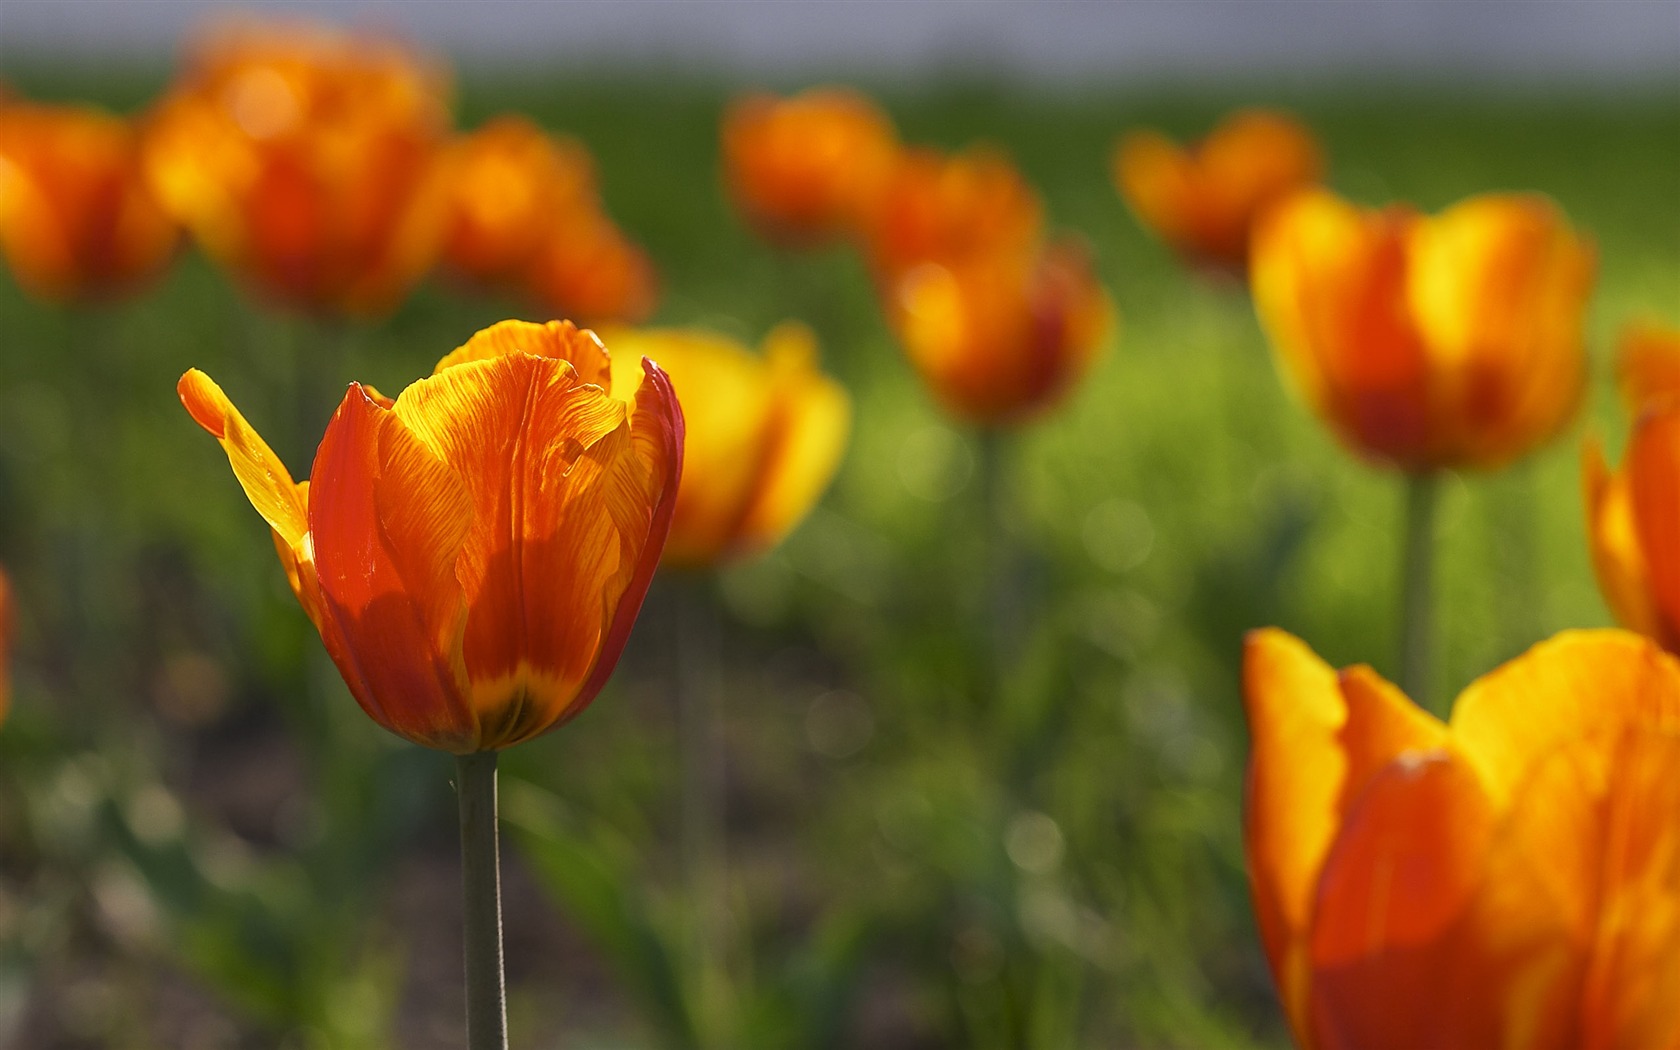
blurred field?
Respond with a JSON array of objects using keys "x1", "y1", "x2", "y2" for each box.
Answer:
[{"x1": 0, "y1": 61, "x2": 1676, "y2": 1048}]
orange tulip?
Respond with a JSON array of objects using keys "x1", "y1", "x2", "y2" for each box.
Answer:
[
  {"x1": 179, "y1": 320, "x2": 684, "y2": 752},
  {"x1": 601, "y1": 323, "x2": 849, "y2": 567},
  {"x1": 1251, "y1": 189, "x2": 1594, "y2": 471},
  {"x1": 0, "y1": 565, "x2": 13, "y2": 723},
  {"x1": 1584, "y1": 323, "x2": 1680, "y2": 651},
  {"x1": 864, "y1": 145, "x2": 1042, "y2": 282},
  {"x1": 721, "y1": 87, "x2": 899, "y2": 248},
  {"x1": 143, "y1": 18, "x2": 452, "y2": 316},
  {"x1": 0, "y1": 101, "x2": 179, "y2": 301},
  {"x1": 887, "y1": 239, "x2": 1114, "y2": 426},
  {"x1": 524, "y1": 211, "x2": 658, "y2": 326},
  {"x1": 1244, "y1": 627, "x2": 1680, "y2": 1050},
  {"x1": 1112, "y1": 108, "x2": 1323, "y2": 273}
]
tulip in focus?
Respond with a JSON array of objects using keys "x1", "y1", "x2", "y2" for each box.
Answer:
[
  {"x1": 442, "y1": 115, "x2": 658, "y2": 323},
  {"x1": 888, "y1": 239, "x2": 1114, "y2": 426},
  {"x1": 0, "y1": 102, "x2": 179, "y2": 301},
  {"x1": 1251, "y1": 188, "x2": 1594, "y2": 471},
  {"x1": 1244, "y1": 627, "x2": 1680, "y2": 1050},
  {"x1": 1113, "y1": 108, "x2": 1323, "y2": 273},
  {"x1": 603, "y1": 322, "x2": 850, "y2": 567},
  {"x1": 144, "y1": 19, "x2": 453, "y2": 316},
  {"x1": 722, "y1": 86, "x2": 899, "y2": 248},
  {"x1": 1584, "y1": 321, "x2": 1680, "y2": 651},
  {"x1": 179, "y1": 319, "x2": 684, "y2": 752}
]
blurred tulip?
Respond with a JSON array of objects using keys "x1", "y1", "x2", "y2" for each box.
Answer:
[
  {"x1": 603, "y1": 322, "x2": 849, "y2": 567},
  {"x1": 722, "y1": 86, "x2": 899, "y2": 248},
  {"x1": 179, "y1": 319, "x2": 684, "y2": 752},
  {"x1": 524, "y1": 211, "x2": 659, "y2": 326},
  {"x1": 1244, "y1": 627, "x2": 1680, "y2": 1050},
  {"x1": 1615, "y1": 321, "x2": 1680, "y2": 412},
  {"x1": 1584, "y1": 324, "x2": 1680, "y2": 651},
  {"x1": 0, "y1": 565, "x2": 12, "y2": 722},
  {"x1": 143, "y1": 18, "x2": 453, "y2": 316},
  {"x1": 0, "y1": 101, "x2": 179, "y2": 301},
  {"x1": 1251, "y1": 189, "x2": 1594, "y2": 471},
  {"x1": 887, "y1": 239, "x2": 1113, "y2": 426},
  {"x1": 865, "y1": 145, "x2": 1043, "y2": 282},
  {"x1": 1113, "y1": 108, "x2": 1323, "y2": 273}
]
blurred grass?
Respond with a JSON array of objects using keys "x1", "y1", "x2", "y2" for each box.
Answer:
[{"x1": 0, "y1": 59, "x2": 1676, "y2": 1048}]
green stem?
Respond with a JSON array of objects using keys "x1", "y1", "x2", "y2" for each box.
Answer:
[
  {"x1": 456, "y1": 751, "x2": 508, "y2": 1050},
  {"x1": 677, "y1": 579, "x2": 728, "y2": 1045},
  {"x1": 977, "y1": 428, "x2": 1014, "y2": 694},
  {"x1": 1399, "y1": 471, "x2": 1440, "y2": 711}
]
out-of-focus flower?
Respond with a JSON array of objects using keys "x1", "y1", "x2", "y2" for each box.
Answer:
[
  {"x1": 179, "y1": 320, "x2": 684, "y2": 752},
  {"x1": 888, "y1": 239, "x2": 1114, "y2": 426},
  {"x1": 1112, "y1": 108, "x2": 1322, "y2": 273},
  {"x1": 1244, "y1": 627, "x2": 1680, "y2": 1050},
  {"x1": 1615, "y1": 321, "x2": 1680, "y2": 412},
  {"x1": 524, "y1": 212, "x2": 658, "y2": 325},
  {"x1": 603, "y1": 322, "x2": 849, "y2": 567},
  {"x1": 864, "y1": 145, "x2": 1042, "y2": 282},
  {"x1": 0, "y1": 102, "x2": 179, "y2": 301},
  {"x1": 721, "y1": 86, "x2": 899, "y2": 248},
  {"x1": 1584, "y1": 322, "x2": 1680, "y2": 650},
  {"x1": 143, "y1": 18, "x2": 453, "y2": 316},
  {"x1": 0, "y1": 565, "x2": 13, "y2": 723},
  {"x1": 1251, "y1": 189, "x2": 1594, "y2": 471}
]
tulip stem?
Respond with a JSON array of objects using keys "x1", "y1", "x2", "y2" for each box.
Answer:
[
  {"x1": 978, "y1": 428, "x2": 1017, "y2": 696},
  {"x1": 456, "y1": 750, "x2": 508, "y2": 1050},
  {"x1": 1399, "y1": 471, "x2": 1440, "y2": 711}
]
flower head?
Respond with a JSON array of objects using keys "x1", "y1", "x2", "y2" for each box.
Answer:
[
  {"x1": 1251, "y1": 189, "x2": 1594, "y2": 471},
  {"x1": 1113, "y1": 108, "x2": 1322, "y2": 273},
  {"x1": 0, "y1": 101, "x2": 179, "y2": 301},
  {"x1": 602, "y1": 322, "x2": 849, "y2": 567},
  {"x1": 180, "y1": 320, "x2": 683, "y2": 752},
  {"x1": 143, "y1": 18, "x2": 453, "y2": 316},
  {"x1": 865, "y1": 145, "x2": 1042, "y2": 282},
  {"x1": 1244, "y1": 628, "x2": 1680, "y2": 1050},
  {"x1": 722, "y1": 87, "x2": 898, "y2": 248},
  {"x1": 1584, "y1": 322, "x2": 1680, "y2": 651}
]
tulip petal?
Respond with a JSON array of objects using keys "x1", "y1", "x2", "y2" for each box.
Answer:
[
  {"x1": 392, "y1": 350, "x2": 658, "y2": 746},
  {"x1": 1581, "y1": 437, "x2": 1667, "y2": 644},
  {"x1": 178, "y1": 369, "x2": 308, "y2": 550},
  {"x1": 1113, "y1": 130, "x2": 1197, "y2": 248},
  {"x1": 1628, "y1": 405, "x2": 1680, "y2": 653},
  {"x1": 1449, "y1": 629, "x2": 1680, "y2": 810},
  {"x1": 309, "y1": 384, "x2": 476, "y2": 750},
  {"x1": 1617, "y1": 323, "x2": 1680, "y2": 414},
  {"x1": 432, "y1": 317, "x2": 612, "y2": 388},
  {"x1": 735, "y1": 323, "x2": 851, "y2": 554},
  {"x1": 1241, "y1": 629, "x2": 1445, "y2": 1039}
]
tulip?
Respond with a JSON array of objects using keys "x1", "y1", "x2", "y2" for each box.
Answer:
[
  {"x1": 0, "y1": 565, "x2": 13, "y2": 723},
  {"x1": 143, "y1": 19, "x2": 453, "y2": 316},
  {"x1": 523, "y1": 211, "x2": 658, "y2": 326},
  {"x1": 864, "y1": 145, "x2": 1043, "y2": 283},
  {"x1": 1112, "y1": 108, "x2": 1322, "y2": 274},
  {"x1": 886, "y1": 239, "x2": 1114, "y2": 426},
  {"x1": 602, "y1": 322, "x2": 850, "y2": 567},
  {"x1": 1243, "y1": 627, "x2": 1680, "y2": 1050},
  {"x1": 0, "y1": 101, "x2": 179, "y2": 302},
  {"x1": 1584, "y1": 323, "x2": 1680, "y2": 651},
  {"x1": 1251, "y1": 188, "x2": 1593, "y2": 472},
  {"x1": 178, "y1": 319, "x2": 683, "y2": 752},
  {"x1": 722, "y1": 86, "x2": 899, "y2": 248}
]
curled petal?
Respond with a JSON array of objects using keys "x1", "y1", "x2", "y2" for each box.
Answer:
[
  {"x1": 178, "y1": 369, "x2": 308, "y2": 550},
  {"x1": 432, "y1": 317, "x2": 612, "y2": 387}
]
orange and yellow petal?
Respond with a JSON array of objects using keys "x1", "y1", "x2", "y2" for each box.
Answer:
[
  {"x1": 433, "y1": 317, "x2": 612, "y2": 388},
  {"x1": 308, "y1": 384, "x2": 476, "y2": 750},
  {"x1": 1617, "y1": 322, "x2": 1680, "y2": 414},
  {"x1": 1582, "y1": 437, "x2": 1666, "y2": 644},
  {"x1": 178, "y1": 369, "x2": 309, "y2": 550},
  {"x1": 1628, "y1": 407, "x2": 1680, "y2": 654}
]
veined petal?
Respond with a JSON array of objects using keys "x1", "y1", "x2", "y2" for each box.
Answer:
[
  {"x1": 309, "y1": 384, "x2": 475, "y2": 750},
  {"x1": 735, "y1": 322, "x2": 852, "y2": 555},
  {"x1": 432, "y1": 317, "x2": 612, "y2": 388},
  {"x1": 1448, "y1": 629, "x2": 1680, "y2": 811},
  {"x1": 178, "y1": 368, "x2": 308, "y2": 549},
  {"x1": 1581, "y1": 437, "x2": 1667, "y2": 645},
  {"x1": 1241, "y1": 629, "x2": 1445, "y2": 1042}
]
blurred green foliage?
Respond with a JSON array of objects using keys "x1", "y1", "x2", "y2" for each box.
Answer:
[{"x1": 0, "y1": 57, "x2": 1675, "y2": 1048}]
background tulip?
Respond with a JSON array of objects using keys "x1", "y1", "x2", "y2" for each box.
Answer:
[
  {"x1": 722, "y1": 86, "x2": 899, "y2": 248},
  {"x1": 0, "y1": 101, "x2": 179, "y2": 302},
  {"x1": 143, "y1": 19, "x2": 453, "y2": 316},
  {"x1": 1244, "y1": 627, "x2": 1680, "y2": 1050},
  {"x1": 603, "y1": 322, "x2": 849, "y2": 568},
  {"x1": 178, "y1": 319, "x2": 684, "y2": 753},
  {"x1": 1251, "y1": 188, "x2": 1594, "y2": 472},
  {"x1": 1113, "y1": 108, "x2": 1323, "y2": 274},
  {"x1": 1615, "y1": 321, "x2": 1680, "y2": 411},
  {"x1": 864, "y1": 145, "x2": 1042, "y2": 284}
]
